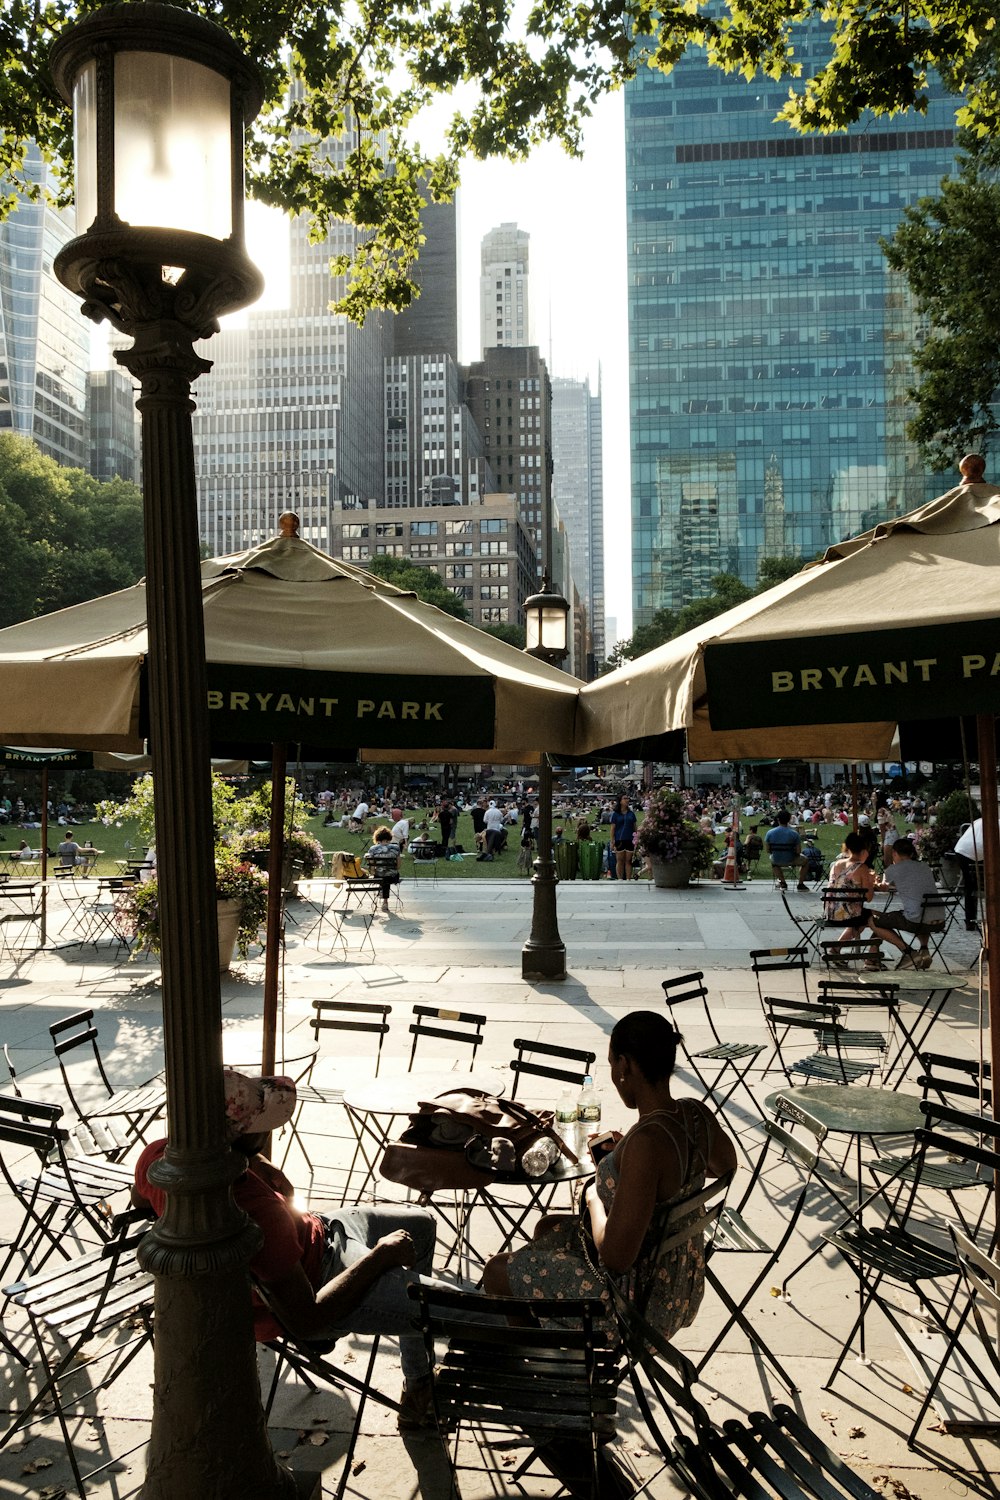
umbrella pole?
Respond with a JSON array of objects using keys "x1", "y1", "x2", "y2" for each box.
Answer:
[
  {"x1": 262, "y1": 744, "x2": 288, "y2": 1079},
  {"x1": 40, "y1": 768, "x2": 48, "y2": 946},
  {"x1": 976, "y1": 715, "x2": 1000, "y2": 1234},
  {"x1": 851, "y1": 765, "x2": 859, "y2": 833}
]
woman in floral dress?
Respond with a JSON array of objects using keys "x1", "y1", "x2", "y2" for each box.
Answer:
[{"x1": 482, "y1": 1010, "x2": 737, "y2": 1340}]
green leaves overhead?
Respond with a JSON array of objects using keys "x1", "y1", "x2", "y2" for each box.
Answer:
[{"x1": 4, "y1": 1, "x2": 998, "y2": 318}]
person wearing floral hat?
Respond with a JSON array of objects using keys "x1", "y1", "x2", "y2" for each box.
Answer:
[{"x1": 132, "y1": 1069, "x2": 439, "y2": 1428}]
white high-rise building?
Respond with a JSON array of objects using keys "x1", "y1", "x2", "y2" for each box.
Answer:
[
  {"x1": 0, "y1": 145, "x2": 89, "y2": 468},
  {"x1": 551, "y1": 374, "x2": 605, "y2": 674},
  {"x1": 479, "y1": 224, "x2": 531, "y2": 354}
]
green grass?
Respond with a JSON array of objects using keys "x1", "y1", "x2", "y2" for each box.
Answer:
[{"x1": 19, "y1": 804, "x2": 895, "y2": 882}]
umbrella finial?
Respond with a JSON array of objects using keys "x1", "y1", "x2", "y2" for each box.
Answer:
[
  {"x1": 278, "y1": 511, "x2": 300, "y2": 538},
  {"x1": 959, "y1": 453, "x2": 986, "y2": 484}
]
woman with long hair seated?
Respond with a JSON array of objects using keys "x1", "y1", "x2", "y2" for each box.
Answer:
[{"x1": 482, "y1": 1010, "x2": 737, "y2": 1339}]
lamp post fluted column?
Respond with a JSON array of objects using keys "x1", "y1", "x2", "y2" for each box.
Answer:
[
  {"x1": 49, "y1": 7, "x2": 304, "y2": 1494},
  {"x1": 114, "y1": 318, "x2": 295, "y2": 1500},
  {"x1": 521, "y1": 576, "x2": 571, "y2": 981},
  {"x1": 520, "y1": 754, "x2": 566, "y2": 979}
]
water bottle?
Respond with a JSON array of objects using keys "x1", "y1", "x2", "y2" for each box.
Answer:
[
  {"x1": 556, "y1": 1090, "x2": 578, "y2": 1125},
  {"x1": 521, "y1": 1136, "x2": 560, "y2": 1177},
  {"x1": 577, "y1": 1074, "x2": 601, "y2": 1125}
]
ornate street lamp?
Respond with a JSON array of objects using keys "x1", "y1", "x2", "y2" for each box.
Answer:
[
  {"x1": 50, "y1": 7, "x2": 297, "y2": 1497},
  {"x1": 522, "y1": 574, "x2": 571, "y2": 980},
  {"x1": 523, "y1": 573, "x2": 571, "y2": 666}
]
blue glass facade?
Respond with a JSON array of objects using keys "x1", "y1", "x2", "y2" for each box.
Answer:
[{"x1": 625, "y1": 40, "x2": 959, "y2": 623}]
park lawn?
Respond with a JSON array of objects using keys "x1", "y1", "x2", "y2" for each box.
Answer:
[{"x1": 49, "y1": 802, "x2": 897, "y2": 882}]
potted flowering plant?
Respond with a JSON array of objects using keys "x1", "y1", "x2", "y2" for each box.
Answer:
[
  {"x1": 228, "y1": 827, "x2": 324, "y2": 893},
  {"x1": 635, "y1": 791, "x2": 716, "y2": 888},
  {"x1": 128, "y1": 852, "x2": 268, "y2": 969}
]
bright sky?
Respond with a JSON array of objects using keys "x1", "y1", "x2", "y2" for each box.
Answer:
[{"x1": 242, "y1": 91, "x2": 633, "y2": 637}]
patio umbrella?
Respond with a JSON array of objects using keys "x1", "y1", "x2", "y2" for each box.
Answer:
[
  {"x1": 0, "y1": 517, "x2": 583, "y2": 1068},
  {"x1": 577, "y1": 462, "x2": 1000, "y2": 1147},
  {"x1": 0, "y1": 517, "x2": 580, "y2": 764}
]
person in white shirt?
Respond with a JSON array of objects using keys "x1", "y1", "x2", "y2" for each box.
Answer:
[
  {"x1": 481, "y1": 801, "x2": 506, "y2": 859},
  {"x1": 351, "y1": 800, "x2": 369, "y2": 825},
  {"x1": 390, "y1": 815, "x2": 409, "y2": 851},
  {"x1": 952, "y1": 817, "x2": 996, "y2": 930}
]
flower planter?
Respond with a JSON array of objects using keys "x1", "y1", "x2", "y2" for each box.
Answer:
[
  {"x1": 216, "y1": 898, "x2": 242, "y2": 972},
  {"x1": 649, "y1": 855, "x2": 691, "y2": 889}
]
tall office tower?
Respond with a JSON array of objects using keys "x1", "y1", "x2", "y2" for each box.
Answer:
[
  {"x1": 625, "y1": 41, "x2": 958, "y2": 624},
  {"x1": 480, "y1": 223, "x2": 531, "y2": 353},
  {"x1": 463, "y1": 345, "x2": 552, "y2": 568},
  {"x1": 0, "y1": 146, "x2": 89, "y2": 468},
  {"x1": 384, "y1": 352, "x2": 494, "y2": 507},
  {"x1": 551, "y1": 375, "x2": 606, "y2": 675},
  {"x1": 87, "y1": 369, "x2": 140, "y2": 484},
  {"x1": 193, "y1": 131, "x2": 390, "y2": 556},
  {"x1": 394, "y1": 194, "x2": 458, "y2": 361}
]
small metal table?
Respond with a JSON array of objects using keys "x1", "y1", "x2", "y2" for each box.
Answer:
[
  {"x1": 342, "y1": 1069, "x2": 505, "y2": 1207},
  {"x1": 852, "y1": 970, "x2": 955, "y2": 1086},
  {"x1": 765, "y1": 1084, "x2": 924, "y2": 1353}
]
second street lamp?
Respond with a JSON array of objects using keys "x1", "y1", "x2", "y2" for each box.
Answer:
[
  {"x1": 522, "y1": 575, "x2": 571, "y2": 980},
  {"x1": 50, "y1": 6, "x2": 297, "y2": 1497}
]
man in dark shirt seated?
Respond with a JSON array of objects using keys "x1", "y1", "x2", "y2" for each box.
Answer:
[{"x1": 132, "y1": 1071, "x2": 438, "y2": 1428}]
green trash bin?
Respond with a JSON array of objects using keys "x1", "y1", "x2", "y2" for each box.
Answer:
[
  {"x1": 555, "y1": 841, "x2": 579, "y2": 881},
  {"x1": 577, "y1": 839, "x2": 601, "y2": 880}
]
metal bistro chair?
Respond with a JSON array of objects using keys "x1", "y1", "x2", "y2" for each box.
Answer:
[
  {"x1": 49, "y1": 1010, "x2": 166, "y2": 1157},
  {"x1": 694, "y1": 1115, "x2": 835, "y2": 1392},
  {"x1": 0, "y1": 1095, "x2": 134, "y2": 1293},
  {"x1": 282, "y1": 1000, "x2": 393, "y2": 1203},
  {"x1": 254, "y1": 1279, "x2": 401, "y2": 1500},
  {"x1": 1, "y1": 1212, "x2": 154, "y2": 1498},
  {"x1": 410, "y1": 1281, "x2": 623, "y2": 1500},
  {"x1": 661, "y1": 971, "x2": 766, "y2": 1130},
  {"x1": 407, "y1": 1005, "x2": 487, "y2": 1072},
  {"x1": 822, "y1": 1102, "x2": 1000, "y2": 1445},
  {"x1": 761, "y1": 994, "x2": 878, "y2": 1087},
  {"x1": 0, "y1": 879, "x2": 42, "y2": 966},
  {"x1": 508, "y1": 1037, "x2": 596, "y2": 1102},
  {"x1": 866, "y1": 1052, "x2": 993, "y2": 1238}
]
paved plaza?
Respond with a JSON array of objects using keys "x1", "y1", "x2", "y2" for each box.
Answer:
[{"x1": 0, "y1": 875, "x2": 995, "y2": 1499}]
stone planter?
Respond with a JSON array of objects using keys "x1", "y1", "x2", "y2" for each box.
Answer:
[
  {"x1": 216, "y1": 898, "x2": 242, "y2": 971},
  {"x1": 648, "y1": 854, "x2": 691, "y2": 889}
]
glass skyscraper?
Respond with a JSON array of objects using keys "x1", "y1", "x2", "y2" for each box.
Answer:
[{"x1": 625, "y1": 37, "x2": 958, "y2": 623}]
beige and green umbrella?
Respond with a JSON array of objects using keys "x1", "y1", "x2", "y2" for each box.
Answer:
[{"x1": 0, "y1": 522, "x2": 581, "y2": 763}]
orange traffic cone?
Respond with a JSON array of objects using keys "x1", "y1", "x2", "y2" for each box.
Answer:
[{"x1": 722, "y1": 840, "x2": 739, "y2": 884}]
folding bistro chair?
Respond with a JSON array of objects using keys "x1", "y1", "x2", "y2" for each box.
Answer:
[
  {"x1": 694, "y1": 1114, "x2": 833, "y2": 1391},
  {"x1": 49, "y1": 1010, "x2": 166, "y2": 1156},
  {"x1": 778, "y1": 886, "x2": 860, "y2": 964},
  {"x1": 866, "y1": 1054, "x2": 993, "y2": 1237},
  {"x1": 507, "y1": 1037, "x2": 596, "y2": 1101},
  {"x1": 0, "y1": 1095, "x2": 134, "y2": 1290},
  {"x1": 0, "y1": 879, "x2": 42, "y2": 964},
  {"x1": 814, "y1": 977, "x2": 891, "y2": 1077},
  {"x1": 668, "y1": 1403, "x2": 884, "y2": 1500},
  {"x1": 253, "y1": 1280, "x2": 401, "y2": 1500},
  {"x1": 407, "y1": 1005, "x2": 487, "y2": 1071},
  {"x1": 897, "y1": 888, "x2": 963, "y2": 972},
  {"x1": 822, "y1": 1102, "x2": 1000, "y2": 1444},
  {"x1": 280, "y1": 1000, "x2": 393, "y2": 1201},
  {"x1": 749, "y1": 948, "x2": 812, "y2": 1069},
  {"x1": 661, "y1": 970, "x2": 766, "y2": 1127},
  {"x1": 1, "y1": 1212, "x2": 154, "y2": 1497},
  {"x1": 761, "y1": 994, "x2": 878, "y2": 1086},
  {"x1": 410, "y1": 1282, "x2": 623, "y2": 1500},
  {"x1": 947, "y1": 1226, "x2": 1000, "y2": 1410}
]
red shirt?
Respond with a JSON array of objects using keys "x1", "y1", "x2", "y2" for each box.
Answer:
[{"x1": 134, "y1": 1140, "x2": 327, "y2": 1340}]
